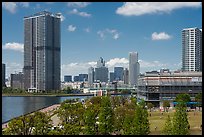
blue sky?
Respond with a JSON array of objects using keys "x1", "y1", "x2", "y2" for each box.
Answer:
[{"x1": 2, "y1": 2, "x2": 202, "y2": 80}]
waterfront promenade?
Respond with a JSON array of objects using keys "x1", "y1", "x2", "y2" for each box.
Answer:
[{"x1": 2, "y1": 104, "x2": 61, "y2": 129}]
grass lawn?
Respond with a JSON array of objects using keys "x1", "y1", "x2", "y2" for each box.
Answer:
[{"x1": 148, "y1": 110, "x2": 202, "y2": 135}]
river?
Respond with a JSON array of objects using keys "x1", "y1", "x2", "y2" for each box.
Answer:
[{"x1": 2, "y1": 94, "x2": 130, "y2": 123}]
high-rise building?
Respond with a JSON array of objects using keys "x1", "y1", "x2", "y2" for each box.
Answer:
[
  {"x1": 182, "y1": 27, "x2": 202, "y2": 72},
  {"x1": 79, "y1": 74, "x2": 88, "y2": 82},
  {"x1": 74, "y1": 76, "x2": 79, "y2": 82},
  {"x1": 95, "y1": 57, "x2": 108, "y2": 82},
  {"x1": 109, "y1": 72, "x2": 114, "y2": 82},
  {"x1": 114, "y1": 67, "x2": 124, "y2": 81},
  {"x1": 2, "y1": 63, "x2": 6, "y2": 87},
  {"x1": 88, "y1": 67, "x2": 94, "y2": 86},
  {"x1": 11, "y1": 72, "x2": 24, "y2": 89},
  {"x1": 64, "y1": 75, "x2": 72, "y2": 82},
  {"x1": 123, "y1": 68, "x2": 129, "y2": 85},
  {"x1": 97, "y1": 57, "x2": 105, "y2": 68},
  {"x1": 23, "y1": 11, "x2": 61, "y2": 91},
  {"x1": 129, "y1": 52, "x2": 140, "y2": 86}
]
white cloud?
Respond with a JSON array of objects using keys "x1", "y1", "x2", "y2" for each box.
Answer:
[
  {"x1": 106, "y1": 58, "x2": 129, "y2": 68},
  {"x1": 3, "y1": 42, "x2": 24, "y2": 52},
  {"x1": 138, "y1": 60, "x2": 168, "y2": 68},
  {"x1": 2, "y1": 2, "x2": 29, "y2": 14},
  {"x1": 116, "y1": 2, "x2": 201, "y2": 16},
  {"x1": 2, "y1": 2, "x2": 17, "y2": 14},
  {"x1": 84, "y1": 28, "x2": 90, "y2": 33},
  {"x1": 67, "y1": 2, "x2": 90, "y2": 8},
  {"x1": 67, "y1": 25, "x2": 76, "y2": 32},
  {"x1": 61, "y1": 58, "x2": 181, "y2": 79},
  {"x1": 19, "y1": 2, "x2": 29, "y2": 8},
  {"x1": 69, "y1": 9, "x2": 91, "y2": 17},
  {"x1": 152, "y1": 32, "x2": 172, "y2": 40},
  {"x1": 97, "y1": 29, "x2": 120, "y2": 40},
  {"x1": 4, "y1": 62, "x2": 23, "y2": 78}
]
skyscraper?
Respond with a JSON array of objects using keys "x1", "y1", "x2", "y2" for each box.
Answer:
[
  {"x1": 109, "y1": 72, "x2": 114, "y2": 82},
  {"x1": 97, "y1": 57, "x2": 105, "y2": 68},
  {"x1": 123, "y1": 68, "x2": 129, "y2": 85},
  {"x1": 114, "y1": 67, "x2": 124, "y2": 81},
  {"x1": 88, "y1": 67, "x2": 94, "y2": 86},
  {"x1": 23, "y1": 11, "x2": 61, "y2": 91},
  {"x1": 129, "y1": 52, "x2": 140, "y2": 86},
  {"x1": 95, "y1": 57, "x2": 108, "y2": 82},
  {"x1": 2, "y1": 63, "x2": 6, "y2": 87},
  {"x1": 182, "y1": 27, "x2": 202, "y2": 72}
]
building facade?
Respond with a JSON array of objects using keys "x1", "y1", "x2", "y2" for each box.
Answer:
[
  {"x1": 114, "y1": 67, "x2": 124, "y2": 81},
  {"x1": 2, "y1": 63, "x2": 6, "y2": 87},
  {"x1": 11, "y1": 72, "x2": 24, "y2": 89},
  {"x1": 64, "y1": 75, "x2": 72, "y2": 82},
  {"x1": 123, "y1": 68, "x2": 129, "y2": 85},
  {"x1": 129, "y1": 52, "x2": 140, "y2": 86},
  {"x1": 138, "y1": 71, "x2": 202, "y2": 107},
  {"x1": 88, "y1": 67, "x2": 94, "y2": 86},
  {"x1": 79, "y1": 74, "x2": 88, "y2": 82},
  {"x1": 94, "y1": 57, "x2": 108, "y2": 82},
  {"x1": 109, "y1": 72, "x2": 114, "y2": 82},
  {"x1": 23, "y1": 11, "x2": 61, "y2": 91},
  {"x1": 74, "y1": 76, "x2": 79, "y2": 82},
  {"x1": 182, "y1": 27, "x2": 202, "y2": 72}
]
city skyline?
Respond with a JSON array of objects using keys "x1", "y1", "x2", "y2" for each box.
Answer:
[{"x1": 2, "y1": 2, "x2": 202, "y2": 80}]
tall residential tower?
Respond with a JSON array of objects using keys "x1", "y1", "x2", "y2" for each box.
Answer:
[
  {"x1": 182, "y1": 27, "x2": 202, "y2": 72},
  {"x1": 23, "y1": 11, "x2": 61, "y2": 91},
  {"x1": 129, "y1": 52, "x2": 140, "y2": 86}
]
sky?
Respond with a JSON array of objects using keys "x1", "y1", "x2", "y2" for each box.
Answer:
[{"x1": 2, "y1": 2, "x2": 202, "y2": 81}]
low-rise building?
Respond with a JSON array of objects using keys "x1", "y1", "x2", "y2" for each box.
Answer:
[{"x1": 138, "y1": 71, "x2": 202, "y2": 107}]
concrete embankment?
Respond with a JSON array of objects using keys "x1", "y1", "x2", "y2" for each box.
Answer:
[{"x1": 2, "y1": 104, "x2": 61, "y2": 129}]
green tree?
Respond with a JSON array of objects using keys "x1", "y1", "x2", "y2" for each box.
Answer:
[
  {"x1": 32, "y1": 111, "x2": 52, "y2": 135},
  {"x1": 4, "y1": 115, "x2": 35, "y2": 135},
  {"x1": 195, "y1": 93, "x2": 202, "y2": 111},
  {"x1": 162, "y1": 115, "x2": 173, "y2": 135},
  {"x1": 163, "y1": 100, "x2": 170, "y2": 112},
  {"x1": 147, "y1": 102, "x2": 154, "y2": 112},
  {"x1": 122, "y1": 110, "x2": 135, "y2": 135},
  {"x1": 171, "y1": 103, "x2": 190, "y2": 135},
  {"x1": 98, "y1": 96, "x2": 114, "y2": 135},
  {"x1": 175, "y1": 93, "x2": 191, "y2": 103},
  {"x1": 132, "y1": 100, "x2": 150, "y2": 135},
  {"x1": 83, "y1": 104, "x2": 98, "y2": 135}
]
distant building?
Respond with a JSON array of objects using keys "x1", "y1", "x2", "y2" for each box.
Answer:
[
  {"x1": 11, "y1": 72, "x2": 24, "y2": 89},
  {"x1": 138, "y1": 71, "x2": 202, "y2": 107},
  {"x1": 97, "y1": 57, "x2": 105, "y2": 68},
  {"x1": 88, "y1": 67, "x2": 94, "y2": 86},
  {"x1": 182, "y1": 27, "x2": 202, "y2": 72},
  {"x1": 160, "y1": 68, "x2": 170, "y2": 73},
  {"x1": 2, "y1": 63, "x2": 6, "y2": 87},
  {"x1": 95, "y1": 57, "x2": 109, "y2": 82},
  {"x1": 23, "y1": 11, "x2": 61, "y2": 91},
  {"x1": 109, "y1": 72, "x2": 114, "y2": 82},
  {"x1": 74, "y1": 76, "x2": 79, "y2": 82},
  {"x1": 79, "y1": 74, "x2": 88, "y2": 82},
  {"x1": 64, "y1": 75, "x2": 72, "y2": 82},
  {"x1": 114, "y1": 67, "x2": 124, "y2": 81},
  {"x1": 95, "y1": 67, "x2": 108, "y2": 82},
  {"x1": 129, "y1": 52, "x2": 140, "y2": 86},
  {"x1": 123, "y1": 68, "x2": 129, "y2": 85}
]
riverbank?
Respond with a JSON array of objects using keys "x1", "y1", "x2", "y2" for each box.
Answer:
[
  {"x1": 2, "y1": 104, "x2": 61, "y2": 129},
  {"x1": 2, "y1": 93, "x2": 94, "y2": 97}
]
